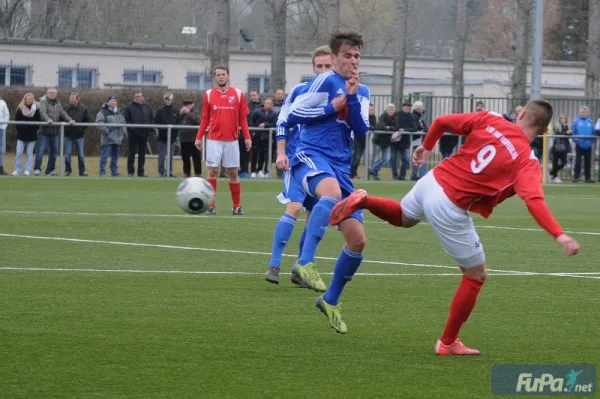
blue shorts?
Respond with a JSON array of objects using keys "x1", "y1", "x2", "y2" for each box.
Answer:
[
  {"x1": 292, "y1": 152, "x2": 363, "y2": 223},
  {"x1": 276, "y1": 170, "x2": 317, "y2": 212}
]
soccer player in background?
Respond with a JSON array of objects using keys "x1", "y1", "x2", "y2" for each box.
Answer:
[
  {"x1": 195, "y1": 66, "x2": 252, "y2": 215},
  {"x1": 286, "y1": 29, "x2": 371, "y2": 334},
  {"x1": 265, "y1": 45, "x2": 334, "y2": 286},
  {"x1": 329, "y1": 99, "x2": 581, "y2": 352}
]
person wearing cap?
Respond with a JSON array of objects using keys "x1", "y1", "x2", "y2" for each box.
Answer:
[
  {"x1": 154, "y1": 92, "x2": 181, "y2": 177},
  {"x1": 390, "y1": 100, "x2": 416, "y2": 180},
  {"x1": 124, "y1": 91, "x2": 153, "y2": 177},
  {"x1": 96, "y1": 96, "x2": 126, "y2": 176},
  {"x1": 179, "y1": 100, "x2": 202, "y2": 177}
]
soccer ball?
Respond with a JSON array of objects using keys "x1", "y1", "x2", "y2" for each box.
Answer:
[{"x1": 176, "y1": 177, "x2": 215, "y2": 214}]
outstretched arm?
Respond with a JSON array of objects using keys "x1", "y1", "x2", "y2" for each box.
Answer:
[{"x1": 421, "y1": 111, "x2": 483, "y2": 151}]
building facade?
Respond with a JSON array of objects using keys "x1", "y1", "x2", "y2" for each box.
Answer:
[{"x1": 0, "y1": 37, "x2": 588, "y2": 99}]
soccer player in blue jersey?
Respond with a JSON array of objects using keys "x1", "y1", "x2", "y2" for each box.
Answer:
[
  {"x1": 287, "y1": 29, "x2": 371, "y2": 333},
  {"x1": 265, "y1": 45, "x2": 334, "y2": 286}
]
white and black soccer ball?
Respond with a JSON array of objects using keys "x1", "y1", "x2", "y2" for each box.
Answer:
[{"x1": 176, "y1": 177, "x2": 215, "y2": 214}]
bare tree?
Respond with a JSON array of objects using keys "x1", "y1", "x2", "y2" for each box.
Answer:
[
  {"x1": 391, "y1": 0, "x2": 410, "y2": 101},
  {"x1": 0, "y1": 0, "x2": 30, "y2": 38},
  {"x1": 511, "y1": 0, "x2": 533, "y2": 104},
  {"x1": 585, "y1": 0, "x2": 600, "y2": 99},
  {"x1": 264, "y1": 0, "x2": 287, "y2": 92},
  {"x1": 209, "y1": 0, "x2": 231, "y2": 73},
  {"x1": 452, "y1": 0, "x2": 468, "y2": 113},
  {"x1": 325, "y1": 0, "x2": 340, "y2": 34}
]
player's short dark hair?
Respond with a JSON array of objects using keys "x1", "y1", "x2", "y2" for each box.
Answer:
[
  {"x1": 329, "y1": 29, "x2": 364, "y2": 55},
  {"x1": 524, "y1": 99, "x2": 553, "y2": 134},
  {"x1": 312, "y1": 45, "x2": 332, "y2": 65},
  {"x1": 213, "y1": 65, "x2": 229, "y2": 75}
]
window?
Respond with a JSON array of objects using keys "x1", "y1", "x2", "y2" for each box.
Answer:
[
  {"x1": 123, "y1": 69, "x2": 162, "y2": 85},
  {"x1": 186, "y1": 73, "x2": 212, "y2": 90},
  {"x1": 247, "y1": 74, "x2": 270, "y2": 93},
  {"x1": 57, "y1": 67, "x2": 97, "y2": 88},
  {"x1": 0, "y1": 64, "x2": 30, "y2": 86}
]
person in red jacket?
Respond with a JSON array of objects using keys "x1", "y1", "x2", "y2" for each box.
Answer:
[
  {"x1": 195, "y1": 65, "x2": 252, "y2": 215},
  {"x1": 329, "y1": 99, "x2": 580, "y2": 355}
]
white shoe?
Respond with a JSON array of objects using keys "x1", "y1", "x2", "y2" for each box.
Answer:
[
  {"x1": 250, "y1": 172, "x2": 257, "y2": 179},
  {"x1": 552, "y1": 177, "x2": 562, "y2": 183},
  {"x1": 24, "y1": 170, "x2": 30, "y2": 176},
  {"x1": 34, "y1": 169, "x2": 40, "y2": 176},
  {"x1": 263, "y1": 172, "x2": 270, "y2": 179},
  {"x1": 12, "y1": 171, "x2": 19, "y2": 176},
  {"x1": 257, "y1": 171, "x2": 264, "y2": 178}
]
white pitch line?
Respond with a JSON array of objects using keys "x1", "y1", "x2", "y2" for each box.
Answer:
[
  {"x1": 0, "y1": 267, "x2": 588, "y2": 278},
  {"x1": 0, "y1": 232, "x2": 523, "y2": 275},
  {"x1": 2, "y1": 209, "x2": 600, "y2": 237},
  {"x1": 1, "y1": 233, "x2": 597, "y2": 280}
]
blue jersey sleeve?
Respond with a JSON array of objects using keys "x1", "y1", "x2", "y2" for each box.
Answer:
[
  {"x1": 288, "y1": 72, "x2": 336, "y2": 125},
  {"x1": 276, "y1": 83, "x2": 304, "y2": 143},
  {"x1": 347, "y1": 84, "x2": 370, "y2": 139}
]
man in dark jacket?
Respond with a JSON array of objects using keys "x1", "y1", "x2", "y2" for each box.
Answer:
[
  {"x1": 239, "y1": 89, "x2": 262, "y2": 178},
  {"x1": 34, "y1": 87, "x2": 75, "y2": 176},
  {"x1": 179, "y1": 100, "x2": 202, "y2": 177},
  {"x1": 390, "y1": 101, "x2": 416, "y2": 180},
  {"x1": 410, "y1": 101, "x2": 429, "y2": 180},
  {"x1": 125, "y1": 91, "x2": 153, "y2": 177},
  {"x1": 154, "y1": 92, "x2": 181, "y2": 177},
  {"x1": 250, "y1": 96, "x2": 278, "y2": 178},
  {"x1": 368, "y1": 103, "x2": 396, "y2": 179},
  {"x1": 64, "y1": 92, "x2": 92, "y2": 176}
]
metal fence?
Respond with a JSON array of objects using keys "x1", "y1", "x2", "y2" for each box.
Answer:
[{"x1": 2, "y1": 120, "x2": 599, "y2": 184}]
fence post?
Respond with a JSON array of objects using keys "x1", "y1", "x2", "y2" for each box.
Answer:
[
  {"x1": 267, "y1": 128, "x2": 273, "y2": 178},
  {"x1": 363, "y1": 131, "x2": 370, "y2": 181},
  {"x1": 59, "y1": 124, "x2": 65, "y2": 177},
  {"x1": 166, "y1": 125, "x2": 172, "y2": 177},
  {"x1": 469, "y1": 94, "x2": 474, "y2": 112},
  {"x1": 541, "y1": 131, "x2": 548, "y2": 184}
]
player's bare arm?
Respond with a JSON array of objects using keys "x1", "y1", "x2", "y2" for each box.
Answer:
[{"x1": 275, "y1": 140, "x2": 289, "y2": 170}]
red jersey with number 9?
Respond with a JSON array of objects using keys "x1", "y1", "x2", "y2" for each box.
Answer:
[{"x1": 423, "y1": 111, "x2": 543, "y2": 219}]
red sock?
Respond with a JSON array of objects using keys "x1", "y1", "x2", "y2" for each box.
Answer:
[
  {"x1": 440, "y1": 275, "x2": 484, "y2": 345},
  {"x1": 229, "y1": 182, "x2": 241, "y2": 208},
  {"x1": 365, "y1": 196, "x2": 404, "y2": 226},
  {"x1": 207, "y1": 178, "x2": 217, "y2": 208}
]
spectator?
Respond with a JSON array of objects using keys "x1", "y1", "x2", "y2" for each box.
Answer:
[
  {"x1": 125, "y1": 91, "x2": 153, "y2": 177},
  {"x1": 34, "y1": 87, "x2": 75, "y2": 176},
  {"x1": 250, "y1": 96, "x2": 277, "y2": 178},
  {"x1": 240, "y1": 89, "x2": 262, "y2": 178},
  {"x1": 0, "y1": 94, "x2": 8, "y2": 175},
  {"x1": 410, "y1": 101, "x2": 429, "y2": 180},
  {"x1": 13, "y1": 93, "x2": 40, "y2": 176},
  {"x1": 475, "y1": 101, "x2": 485, "y2": 112},
  {"x1": 97, "y1": 96, "x2": 126, "y2": 176},
  {"x1": 549, "y1": 115, "x2": 572, "y2": 183},
  {"x1": 273, "y1": 88, "x2": 285, "y2": 113},
  {"x1": 351, "y1": 103, "x2": 376, "y2": 179},
  {"x1": 390, "y1": 100, "x2": 416, "y2": 180},
  {"x1": 154, "y1": 92, "x2": 181, "y2": 177},
  {"x1": 64, "y1": 92, "x2": 92, "y2": 176},
  {"x1": 368, "y1": 103, "x2": 396, "y2": 180},
  {"x1": 179, "y1": 100, "x2": 202, "y2": 177},
  {"x1": 571, "y1": 105, "x2": 595, "y2": 183}
]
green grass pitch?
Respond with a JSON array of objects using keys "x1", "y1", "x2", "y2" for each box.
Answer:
[{"x1": 0, "y1": 177, "x2": 598, "y2": 398}]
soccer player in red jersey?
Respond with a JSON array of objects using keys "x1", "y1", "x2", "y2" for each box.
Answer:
[
  {"x1": 195, "y1": 65, "x2": 252, "y2": 215},
  {"x1": 329, "y1": 99, "x2": 581, "y2": 355}
]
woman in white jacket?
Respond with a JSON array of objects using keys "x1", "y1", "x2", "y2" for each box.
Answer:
[{"x1": 0, "y1": 96, "x2": 9, "y2": 175}]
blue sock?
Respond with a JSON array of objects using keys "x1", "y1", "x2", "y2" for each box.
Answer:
[
  {"x1": 323, "y1": 247, "x2": 363, "y2": 305},
  {"x1": 298, "y1": 197, "x2": 337, "y2": 265},
  {"x1": 269, "y1": 213, "x2": 296, "y2": 267},
  {"x1": 298, "y1": 227, "x2": 307, "y2": 259}
]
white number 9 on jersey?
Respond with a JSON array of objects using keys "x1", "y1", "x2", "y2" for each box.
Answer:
[{"x1": 471, "y1": 144, "x2": 497, "y2": 174}]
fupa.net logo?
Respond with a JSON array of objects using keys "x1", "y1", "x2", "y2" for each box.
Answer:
[
  {"x1": 516, "y1": 369, "x2": 594, "y2": 394},
  {"x1": 492, "y1": 364, "x2": 597, "y2": 396}
]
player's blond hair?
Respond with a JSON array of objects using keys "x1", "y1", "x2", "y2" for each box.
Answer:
[
  {"x1": 523, "y1": 99, "x2": 553, "y2": 134},
  {"x1": 312, "y1": 45, "x2": 332, "y2": 65}
]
